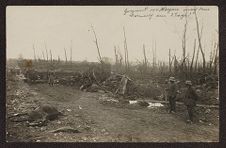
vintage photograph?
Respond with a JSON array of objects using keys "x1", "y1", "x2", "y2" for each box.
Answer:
[{"x1": 6, "y1": 6, "x2": 219, "y2": 142}]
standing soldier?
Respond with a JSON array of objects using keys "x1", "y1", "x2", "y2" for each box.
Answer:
[
  {"x1": 184, "y1": 80, "x2": 198, "y2": 123},
  {"x1": 48, "y1": 71, "x2": 54, "y2": 86},
  {"x1": 166, "y1": 77, "x2": 178, "y2": 113}
]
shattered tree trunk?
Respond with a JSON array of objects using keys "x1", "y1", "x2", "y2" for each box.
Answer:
[
  {"x1": 181, "y1": 14, "x2": 188, "y2": 75},
  {"x1": 33, "y1": 44, "x2": 37, "y2": 62},
  {"x1": 143, "y1": 44, "x2": 148, "y2": 72},
  {"x1": 64, "y1": 48, "x2": 68, "y2": 63},
  {"x1": 169, "y1": 48, "x2": 172, "y2": 73},
  {"x1": 190, "y1": 39, "x2": 196, "y2": 76},
  {"x1": 213, "y1": 42, "x2": 219, "y2": 75},
  {"x1": 195, "y1": 9, "x2": 206, "y2": 73},
  {"x1": 209, "y1": 41, "x2": 215, "y2": 70},
  {"x1": 174, "y1": 56, "x2": 179, "y2": 75},
  {"x1": 117, "y1": 47, "x2": 123, "y2": 72},
  {"x1": 114, "y1": 46, "x2": 118, "y2": 65},
  {"x1": 115, "y1": 75, "x2": 128, "y2": 95},
  {"x1": 50, "y1": 50, "x2": 53, "y2": 63},
  {"x1": 91, "y1": 25, "x2": 102, "y2": 63},
  {"x1": 45, "y1": 43, "x2": 49, "y2": 62},
  {"x1": 70, "y1": 40, "x2": 72, "y2": 64},
  {"x1": 123, "y1": 26, "x2": 129, "y2": 71},
  {"x1": 151, "y1": 41, "x2": 157, "y2": 71},
  {"x1": 41, "y1": 51, "x2": 45, "y2": 61}
]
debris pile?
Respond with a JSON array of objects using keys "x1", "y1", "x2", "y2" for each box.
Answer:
[{"x1": 9, "y1": 105, "x2": 63, "y2": 127}]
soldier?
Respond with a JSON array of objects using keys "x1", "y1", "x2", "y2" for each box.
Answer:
[
  {"x1": 184, "y1": 80, "x2": 198, "y2": 123},
  {"x1": 166, "y1": 77, "x2": 178, "y2": 113},
  {"x1": 48, "y1": 72, "x2": 54, "y2": 86}
]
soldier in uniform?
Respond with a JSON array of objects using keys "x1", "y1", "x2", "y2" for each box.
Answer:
[
  {"x1": 48, "y1": 71, "x2": 54, "y2": 86},
  {"x1": 166, "y1": 77, "x2": 178, "y2": 113},
  {"x1": 184, "y1": 80, "x2": 198, "y2": 123}
]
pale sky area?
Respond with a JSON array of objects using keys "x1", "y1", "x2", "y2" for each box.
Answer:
[{"x1": 6, "y1": 6, "x2": 218, "y2": 63}]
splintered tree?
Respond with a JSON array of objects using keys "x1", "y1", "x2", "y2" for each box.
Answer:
[
  {"x1": 49, "y1": 50, "x2": 53, "y2": 63},
  {"x1": 213, "y1": 42, "x2": 219, "y2": 75},
  {"x1": 123, "y1": 26, "x2": 129, "y2": 71},
  {"x1": 91, "y1": 25, "x2": 102, "y2": 63},
  {"x1": 181, "y1": 12, "x2": 188, "y2": 74},
  {"x1": 195, "y1": 8, "x2": 206, "y2": 72},
  {"x1": 143, "y1": 44, "x2": 148, "y2": 72},
  {"x1": 114, "y1": 45, "x2": 119, "y2": 72},
  {"x1": 45, "y1": 42, "x2": 49, "y2": 62},
  {"x1": 64, "y1": 48, "x2": 68, "y2": 63},
  {"x1": 168, "y1": 48, "x2": 172, "y2": 73},
  {"x1": 33, "y1": 44, "x2": 36, "y2": 62},
  {"x1": 42, "y1": 51, "x2": 45, "y2": 61},
  {"x1": 70, "y1": 40, "x2": 73, "y2": 64},
  {"x1": 151, "y1": 40, "x2": 157, "y2": 70},
  {"x1": 117, "y1": 46, "x2": 123, "y2": 68},
  {"x1": 114, "y1": 45, "x2": 118, "y2": 65},
  {"x1": 209, "y1": 41, "x2": 215, "y2": 70},
  {"x1": 190, "y1": 39, "x2": 197, "y2": 75}
]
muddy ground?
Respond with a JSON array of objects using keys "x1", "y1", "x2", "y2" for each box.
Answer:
[{"x1": 6, "y1": 77, "x2": 219, "y2": 142}]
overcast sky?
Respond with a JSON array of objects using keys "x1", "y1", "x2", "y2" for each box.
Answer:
[{"x1": 6, "y1": 6, "x2": 218, "y2": 63}]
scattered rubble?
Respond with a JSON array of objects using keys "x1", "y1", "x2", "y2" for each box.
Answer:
[{"x1": 9, "y1": 105, "x2": 64, "y2": 126}]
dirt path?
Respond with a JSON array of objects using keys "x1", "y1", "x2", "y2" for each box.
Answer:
[{"x1": 6, "y1": 80, "x2": 219, "y2": 142}]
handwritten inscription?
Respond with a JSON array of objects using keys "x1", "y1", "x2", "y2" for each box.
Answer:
[{"x1": 124, "y1": 7, "x2": 210, "y2": 20}]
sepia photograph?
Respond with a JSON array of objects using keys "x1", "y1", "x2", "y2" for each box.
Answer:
[{"x1": 6, "y1": 6, "x2": 219, "y2": 142}]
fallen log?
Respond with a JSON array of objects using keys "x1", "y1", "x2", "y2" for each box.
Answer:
[{"x1": 139, "y1": 99, "x2": 219, "y2": 109}]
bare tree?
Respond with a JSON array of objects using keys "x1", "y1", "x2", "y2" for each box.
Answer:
[
  {"x1": 49, "y1": 50, "x2": 53, "y2": 63},
  {"x1": 151, "y1": 40, "x2": 157, "y2": 69},
  {"x1": 143, "y1": 44, "x2": 148, "y2": 71},
  {"x1": 114, "y1": 46, "x2": 118, "y2": 65},
  {"x1": 181, "y1": 11, "x2": 188, "y2": 73},
  {"x1": 42, "y1": 51, "x2": 45, "y2": 61},
  {"x1": 45, "y1": 42, "x2": 49, "y2": 62},
  {"x1": 64, "y1": 48, "x2": 68, "y2": 63},
  {"x1": 190, "y1": 39, "x2": 196, "y2": 74},
  {"x1": 213, "y1": 42, "x2": 219, "y2": 74},
  {"x1": 210, "y1": 42, "x2": 217, "y2": 71},
  {"x1": 123, "y1": 26, "x2": 129, "y2": 70},
  {"x1": 117, "y1": 46, "x2": 123, "y2": 67},
  {"x1": 182, "y1": 12, "x2": 188, "y2": 62},
  {"x1": 169, "y1": 48, "x2": 172, "y2": 73},
  {"x1": 174, "y1": 55, "x2": 179, "y2": 74},
  {"x1": 195, "y1": 8, "x2": 206, "y2": 72},
  {"x1": 91, "y1": 25, "x2": 102, "y2": 63},
  {"x1": 70, "y1": 40, "x2": 73, "y2": 63},
  {"x1": 33, "y1": 44, "x2": 36, "y2": 61}
]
